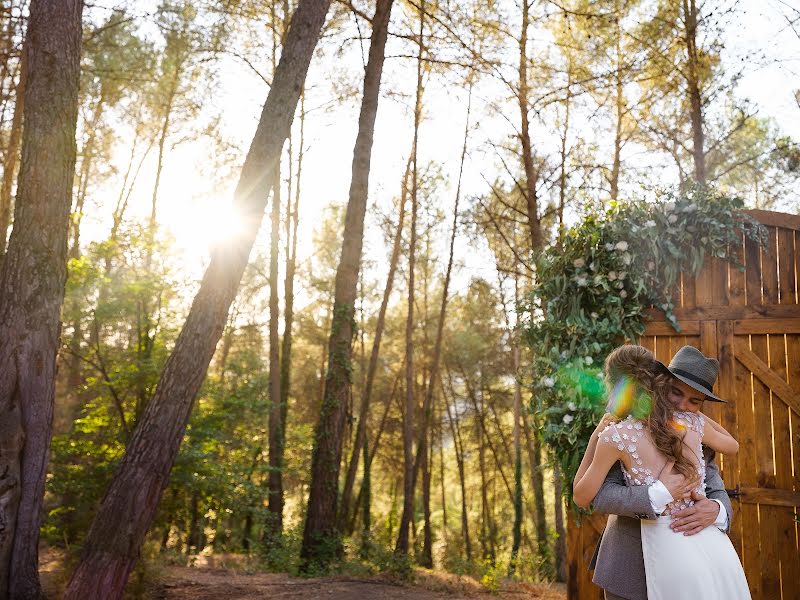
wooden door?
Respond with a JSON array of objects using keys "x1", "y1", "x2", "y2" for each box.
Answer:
[{"x1": 567, "y1": 210, "x2": 800, "y2": 600}]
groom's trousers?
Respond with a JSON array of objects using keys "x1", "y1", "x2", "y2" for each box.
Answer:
[{"x1": 604, "y1": 592, "x2": 631, "y2": 600}]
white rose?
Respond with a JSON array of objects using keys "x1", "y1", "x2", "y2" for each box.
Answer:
[
  {"x1": 573, "y1": 258, "x2": 585, "y2": 268},
  {"x1": 605, "y1": 243, "x2": 615, "y2": 251},
  {"x1": 590, "y1": 262, "x2": 597, "y2": 271},
  {"x1": 567, "y1": 402, "x2": 577, "y2": 411},
  {"x1": 668, "y1": 214, "x2": 678, "y2": 224},
  {"x1": 622, "y1": 253, "x2": 632, "y2": 265},
  {"x1": 608, "y1": 271, "x2": 617, "y2": 281},
  {"x1": 560, "y1": 350, "x2": 569, "y2": 359},
  {"x1": 644, "y1": 220, "x2": 656, "y2": 228},
  {"x1": 576, "y1": 276, "x2": 588, "y2": 287},
  {"x1": 541, "y1": 376, "x2": 555, "y2": 388},
  {"x1": 584, "y1": 356, "x2": 593, "y2": 365},
  {"x1": 590, "y1": 312, "x2": 599, "y2": 319},
  {"x1": 563, "y1": 414, "x2": 574, "y2": 424},
  {"x1": 615, "y1": 241, "x2": 629, "y2": 251},
  {"x1": 620, "y1": 290, "x2": 628, "y2": 298}
]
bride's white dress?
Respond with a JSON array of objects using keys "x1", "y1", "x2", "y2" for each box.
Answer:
[{"x1": 598, "y1": 412, "x2": 751, "y2": 600}]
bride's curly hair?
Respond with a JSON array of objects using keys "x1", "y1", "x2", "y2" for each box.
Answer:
[{"x1": 603, "y1": 345, "x2": 696, "y2": 481}]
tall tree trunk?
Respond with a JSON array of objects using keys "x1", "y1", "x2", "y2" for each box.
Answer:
[
  {"x1": 420, "y1": 421, "x2": 433, "y2": 567},
  {"x1": 518, "y1": 0, "x2": 542, "y2": 250},
  {"x1": 266, "y1": 162, "x2": 283, "y2": 544},
  {"x1": 609, "y1": 11, "x2": 623, "y2": 201},
  {"x1": 299, "y1": 0, "x2": 393, "y2": 572},
  {"x1": 509, "y1": 347, "x2": 522, "y2": 576},
  {"x1": 443, "y1": 372, "x2": 470, "y2": 561},
  {"x1": 0, "y1": 38, "x2": 25, "y2": 258},
  {"x1": 0, "y1": 1, "x2": 82, "y2": 597},
  {"x1": 279, "y1": 93, "x2": 304, "y2": 461},
  {"x1": 395, "y1": 0, "x2": 424, "y2": 557},
  {"x1": 557, "y1": 67, "x2": 571, "y2": 243},
  {"x1": 683, "y1": 0, "x2": 705, "y2": 183},
  {"x1": 522, "y1": 409, "x2": 549, "y2": 572},
  {"x1": 63, "y1": 2, "x2": 331, "y2": 596},
  {"x1": 338, "y1": 161, "x2": 408, "y2": 532},
  {"x1": 554, "y1": 466, "x2": 566, "y2": 582}
]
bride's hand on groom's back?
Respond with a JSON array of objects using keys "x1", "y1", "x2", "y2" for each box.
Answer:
[{"x1": 660, "y1": 464, "x2": 700, "y2": 501}]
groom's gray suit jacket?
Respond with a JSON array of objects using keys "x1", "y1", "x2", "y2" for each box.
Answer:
[{"x1": 589, "y1": 447, "x2": 733, "y2": 600}]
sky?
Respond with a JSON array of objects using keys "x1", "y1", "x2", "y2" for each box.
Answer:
[{"x1": 81, "y1": 0, "x2": 800, "y2": 320}]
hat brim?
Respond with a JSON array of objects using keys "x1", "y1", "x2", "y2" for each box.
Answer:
[{"x1": 654, "y1": 359, "x2": 727, "y2": 403}]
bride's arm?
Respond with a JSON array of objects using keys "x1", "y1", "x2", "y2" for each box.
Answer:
[
  {"x1": 573, "y1": 414, "x2": 614, "y2": 486},
  {"x1": 573, "y1": 438, "x2": 623, "y2": 509},
  {"x1": 701, "y1": 413, "x2": 739, "y2": 455}
]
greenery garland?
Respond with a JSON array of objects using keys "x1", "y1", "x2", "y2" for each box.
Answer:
[{"x1": 518, "y1": 186, "x2": 767, "y2": 505}]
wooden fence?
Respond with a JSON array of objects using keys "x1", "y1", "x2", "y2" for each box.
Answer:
[{"x1": 567, "y1": 209, "x2": 800, "y2": 600}]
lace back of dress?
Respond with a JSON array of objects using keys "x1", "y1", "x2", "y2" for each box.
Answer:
[{"x1": 597, "y1": 412, "x2": 706, "y2": 515}]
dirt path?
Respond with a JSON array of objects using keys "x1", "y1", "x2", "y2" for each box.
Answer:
[
  {"x1": 150, "y1": 566, "x2": 566, "y2": 600},
  {"x1": 40, "y1": 549, "x2": 566, "y2": 600}
]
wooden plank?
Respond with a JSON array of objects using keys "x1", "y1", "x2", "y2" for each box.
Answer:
[
  {"x1": 728, "y1": 230, "x2": 747, "y2": 308},
  {"x1": 738, "y1": 487, "x2": 800, "y2": 507},
  {"x1": 735, "y1": 339, "x2": 800, "y2": 417},
  {"x1": 702, "y1": 322, "x2": 722, "y2": 424},
  {"x1": 712, "y1": 256, "x2": 729, "y2": 306},
  {"x1": 787, "y1": 332, "x2": 800, "y2": 598},
  {"x1": 682, "y1": 270, "x2": 696, "y2": 308},
  {"x1": 750, "y1": 332, "x2": 781, "y2": 599},
  {"x1": 716, "y1": 321, "x2": 737, "y2": 485},
  {"x1": 778, "y1": 228, "x2": 797, "y2": 305},
  {"x1": 695, "y1": 259, "x2": 714, "y2": 306},
  {"x1": 638, "y1": 335, "x2": 654, "y2": 353},
  {"x1": 642, "y1": 320, "x2": 699, "y2": 336},
  {"x1": 745, "y1": 235, "x2": 763, "y2": 306},
  {"x1": 763, "y1": 227, "x2": 780, "y2": 305},
  {"x1": 655, "y1": 335, "x2": 671, "y2": 364},
  {"x1": 735, "y1": 341, "x2": 760, "y2": 596},
  {"x1": 645, "y1": 305, "x2": 800, "y2": 322},
  {"x1": 768, "y1": 332, "x2": 797, "y2": 600},
  {"x1": 745, "y1": 209, "x2": 800, "y2": 231},
  {"x1": 734, "y1": 318, "x2": 800, "y2": 334}
]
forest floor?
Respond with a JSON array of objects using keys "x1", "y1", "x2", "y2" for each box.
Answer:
[{"x1": 40, "y1": 550, "x2": 567, "y2": 599}]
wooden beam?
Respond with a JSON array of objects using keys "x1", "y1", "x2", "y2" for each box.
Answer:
[
  {"x1": 734, "y1": 338, "x2": 800, "y2": 416},
  {"x1": 642, "y1": 320, "x2": 700, "y2": 335},
  {"x1": 745, "y1": 209, "x2": 800, "y2": 231},
  {"x1": 737, "y1": 486, "x2": 800, "y2": 508},
  {"x1": 733, "y1": 318, "x2": 800, "y2": 334},
  {"x1": 645, "y1": 305, "x2": 800, "y2": 322}
]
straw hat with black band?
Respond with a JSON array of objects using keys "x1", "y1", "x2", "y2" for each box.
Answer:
[{"x1": 654, "y1": 345, "x2": 727, "y2": 403}]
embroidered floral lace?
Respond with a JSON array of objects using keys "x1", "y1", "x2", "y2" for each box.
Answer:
[{"x1": 598, "y1": 412, "x2": 705, "y2": 515}]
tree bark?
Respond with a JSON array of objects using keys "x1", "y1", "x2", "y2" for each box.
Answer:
[
  {"x1": 299, "y1": 0, "x2": 393, "y2": 572},
  {"x1": 63, "y1": 2, "x2": 331, "y2": 596},
  {"x1": 518, "y1": 0, "x2": 543, "y2": 250},
  {"x1": 522, "y1": 408, "x2": 549, "y2": 571},
  {"x1": 509, "y1": 346, "x2": 522, "y2": 576},
  {"x1": 266, "y1": 162, "x2": 283, "y2": 544},
  {"x1": 443, "y1": 371, "x2": 470, "y2": 561},
  {"x1": 554, "y1": 466, "x2": 566, "y2": 582},
  {"x1": 395, "y1": 0, "x2": 424, "y2": 557},
  {"x1": 0, "y1": 36, "x2": 25, "y2": 258},
  {"x1": 0, "y1": 1, "x2": 82, "y2": 597},
  {"x1": 683, "y1": 0, "x2": 705, "y2": 183},
  {"x1": 338, "y1": 163, "x2": 407, "y2": 532}
]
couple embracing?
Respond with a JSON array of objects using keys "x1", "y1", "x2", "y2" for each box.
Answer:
[{"x1": 573, "y1": 345, "x2": 751, "y2": 600}]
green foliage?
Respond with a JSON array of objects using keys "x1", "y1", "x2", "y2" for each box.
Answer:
[{"x1": 519, "y1": 186, "x2": 767, "y2": 505}]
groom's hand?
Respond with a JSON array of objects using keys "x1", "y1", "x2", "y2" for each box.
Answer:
[{"x1": 670, "y1": 491, "x2": 720, "y2": 536}]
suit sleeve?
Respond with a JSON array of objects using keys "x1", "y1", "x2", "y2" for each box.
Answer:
[
  {"x1": 590, "y1": 461, "x2": 657, "y2": 520},
  {"x1": 703, "y1": 446, "x2": 733, "y2": 533}
]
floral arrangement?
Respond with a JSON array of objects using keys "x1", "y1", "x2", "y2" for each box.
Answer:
[{"x1": 518, "y1": 186, "x2": 767, "y2": 504}]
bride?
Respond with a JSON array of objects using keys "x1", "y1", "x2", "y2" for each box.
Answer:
[{"x1": 573, "y1": 345, "x2": 750, "y2": 600}]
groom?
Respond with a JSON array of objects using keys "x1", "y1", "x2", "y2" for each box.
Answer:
[{"x1": 589, "y1": 346, "x2": 734, "y2": 600}]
